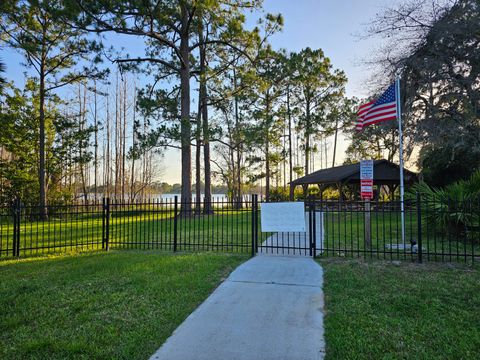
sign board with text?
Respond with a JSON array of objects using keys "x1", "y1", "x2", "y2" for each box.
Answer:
[
  {"x1": 260, "y1": 202, "x2": 306, "y2": 232},
  {"x1": 360, "y1": 160, "x2": 374, "y2": 199}
]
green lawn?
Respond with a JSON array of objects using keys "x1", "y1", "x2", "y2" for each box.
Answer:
[
  {"x1": 320, "y1": 259, "x2": 480, "y2": 359},
  {"x1": 0, "y1": 251, "x2": 247, "y2": 359},
  {"x1": 1, "y1": 240, "x2": 479, "y2": 359}
]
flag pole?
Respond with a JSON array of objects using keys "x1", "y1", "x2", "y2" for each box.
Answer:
[{"x1": 395, "y1": 77, "x2": 406, "y2": 246}]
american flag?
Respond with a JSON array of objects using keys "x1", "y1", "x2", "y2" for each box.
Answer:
[{"x1": 356, "y1": 83, "x2": 398, "y2": 131}]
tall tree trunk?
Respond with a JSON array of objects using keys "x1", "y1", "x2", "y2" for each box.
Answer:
[
  {"x1": 202, "y1": 82, "x2": 212, "y2": 214},
  {"x1": 332, "y1": 117, "x2": 339, "y2": 167},
  {"x1": 296, "y1": 131, "x2": 300, "y2": 171},
  {"x1": 122, "y1": 77, "x2": 127, "y2": 201},
  {"x1": 114, "y1": 74, "x2": 119, "y2": 198},
  {"x1": 287, "y1": 87, "x2": 294, "y2": 200},
  {"x1": 265, "y1": 92, "x2": 271, "y2": 202},
  {"x1": 93, "y1": 80, "x2": 98, "y2": 202},
  {"x1": 324, "y1": 139, "x2": 328, "y2": 169},
  {"x1": 141, "y1": 115, "x2": 147, "y2": 200},
  {"x1": 130, "y1": 86, "x2": 136, "y2": 201},
  {"x1": 389, "y1": 129, "x2": 395, "y2": 162},
  {"x1": 229, "y1": 139, "x2": 235, "y2": 206},
  {"x1": 233, "y1": 68, "x2": 242, "y2": 209},
  {"x1": 179, "y1": 6, "x2": 192, "y2": 212},
  {"x1": 39, "y1": 66, "x2": 48, "y2": 219},
  {"x1": 265, "y1": 136, "x2": 270, "y2": 202},
  {"x1": 195, "y1": 20, "x2": 203, "y2": 215},
  {"x1": 195, "y1": 95, "x2": 202, "y2": 215},
  {"x1": 198, "y1": 15, "x2": 213, "y2": 214},
  {"x1": 102, "y1": 138, "x2": 106, "y2": 197},
  {"x1": 106, "y1": 95, "x2": 111, "y2": 198},
  {"x1": 79, "y1": 84, "x2": 88, "y2": 203},
  {"x1": 305, "y1": 96, "x2": 311, "y2": 176}
]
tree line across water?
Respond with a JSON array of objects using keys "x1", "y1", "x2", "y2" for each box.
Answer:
[{"x1": 0, "y1": 1, "x2": 478, "y2": 216}]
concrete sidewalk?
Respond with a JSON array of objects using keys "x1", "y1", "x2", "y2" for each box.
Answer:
[{"x1": 150, "y1": 255, "x2": 325, "y2": 360}]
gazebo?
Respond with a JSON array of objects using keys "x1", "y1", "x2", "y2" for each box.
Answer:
[{"x1": 289, "y1": 159, "x2": 418, "y2": 200}]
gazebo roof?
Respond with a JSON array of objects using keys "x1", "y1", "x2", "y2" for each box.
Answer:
[{"x1": 290, "y1": 159, "x2": 417, "y2": 187}]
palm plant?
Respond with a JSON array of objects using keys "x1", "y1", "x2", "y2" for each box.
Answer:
[{"x1": 410, "y1": 170, "x2": 480, "y2": 233}]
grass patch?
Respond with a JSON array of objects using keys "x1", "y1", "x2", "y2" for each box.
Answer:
[
  {"x1": 320, "y1": 259, "x2": 480, "y2": 359},
  {"x1": 0, "y1": 251, "x2": 247, "y2": 359}
]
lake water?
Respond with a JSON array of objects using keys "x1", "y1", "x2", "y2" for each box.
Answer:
[
  {"x1": 85, "y1": 193, "x2": 228, "y2": 201},
  {"x1": 156, "y1": 194, "x2": 227, "y2": 201}
]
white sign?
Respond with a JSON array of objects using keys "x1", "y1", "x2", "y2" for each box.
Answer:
[
  {"x1": 360, "y1": 159, "x2": 374, "y2": 180},
  {"x1": 360, "y1": 160, "x2": 374, "y2": 199},
  {"x1": 260, "y1": 202, "x2": 306, "y2": 232},
  {"x1": 361, "y1": 183, "x2": 373, "y2": 193}
]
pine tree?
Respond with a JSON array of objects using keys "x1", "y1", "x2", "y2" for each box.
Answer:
[{"x1": 0, "y1": 0, "x2": 103, "y2": 217}]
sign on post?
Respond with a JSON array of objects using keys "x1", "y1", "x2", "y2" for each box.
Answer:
[
  {"x1": 360, "y1": 160, "x2": 374, "y2": 248},
  {"x1": 260, "y1": 202, "x2": 305, "y2": 232},
  {"x1": 360, "y1": 160, "x2": 374, "y2": 199}
]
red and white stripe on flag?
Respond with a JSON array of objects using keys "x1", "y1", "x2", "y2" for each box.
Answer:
[{"x1": 356, "y1": 83, "x2": 398, "y2": 131}]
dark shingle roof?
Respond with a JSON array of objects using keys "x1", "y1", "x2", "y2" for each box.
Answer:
[{"x1": 290, "y1": 159, "x2": 417, "y2": 186}]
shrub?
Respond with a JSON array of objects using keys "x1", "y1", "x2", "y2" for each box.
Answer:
[
  {"x1": 419, "y1": 144, "x2": 480, "y2": 188},
  {"x1": 409, "y1": 169, "x2": 480, "y2": 235}
]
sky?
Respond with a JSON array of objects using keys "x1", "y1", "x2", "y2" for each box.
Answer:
[
  {"x1": 2, "y1": 0, "x2": 392, "y2": 184},
  {"x1": 255, "y1": 0, "x2": 387, "y2": 98}
]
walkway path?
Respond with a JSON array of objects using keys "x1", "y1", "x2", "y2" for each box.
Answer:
[{"x1": 150, "y1": 255, "x2": 325, "y2": 360}]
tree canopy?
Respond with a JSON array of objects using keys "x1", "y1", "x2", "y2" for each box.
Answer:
[{"x1": 0, "y1": 0, "x2": 478, "y2": 207}]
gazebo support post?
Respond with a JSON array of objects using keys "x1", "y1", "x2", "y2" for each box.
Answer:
[
  {"x1": 375, "y1": 184, "x2": 381, "y2": 201},
  {"x1": 317, "y1": 184, "x2": 327, "y2": 201},
  {"x1": 289, "y1": 183, "x2": 295, "y2": 201},
  {"x1": 302, "y1": 184, "x2": 308, "y2": 199},
  {"x1": 388, "y1": 184, "x2": 398, "y2": 200},
  {"x1": 337, "y1": 182, "x2": 344, "y2": 201}
]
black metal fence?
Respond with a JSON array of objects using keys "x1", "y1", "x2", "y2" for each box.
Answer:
[
  {"x1": 310, "y1": 196, "x2": 479, "y2": 263},
  {"x1": 0, "y1": 196, "x2": 260, "y2": 258},
  {"x1": 0, "y1": 195, "x2": 478, "y2": 263}
]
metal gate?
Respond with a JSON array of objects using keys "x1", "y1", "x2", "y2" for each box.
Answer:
[{"x1": 255, "y1": 202, "x2": 323, "y2": 257}]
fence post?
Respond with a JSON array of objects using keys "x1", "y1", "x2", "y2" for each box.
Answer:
[
  {"x1": 308, "y1": 202, "x2": 313, "y2": 257},
  {"x1": 16, "y1": 198, "x2": 21, "y2": 257},
  {"x1": 12, "y1": 198, "x2": 21, "y2": 257},
  {"x1": 364, "y1": 199, "x2": 371, "y2": 250},
  {"x1": 320, "y1": 196, "x2": 324, "y2": 256},
  {"x1": 102, "y1": 197, "x2": 106, "y2": 250},
  {"x1": 312, "y1": 202, "x2": 317, "y2": 258},
  {"x1": 12, "y1": 200, "x2": 17, "y2": 257},
  {"x1": 417, "y1": 192, "x2": 423, "y2": 263},
  {"x1": 254, "y1": 194, "x2": 259, "y2": 254},
  {"x1": 104, "y1": 198, "x2": 110, "y2": 251},
  {"x1": 251, "y1": 194, "x2": 255, "y2": 257},
  {"x1": 173, "y1": 195, "x2": 178, "y2": 252}
]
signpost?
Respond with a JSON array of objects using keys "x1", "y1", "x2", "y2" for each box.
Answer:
[{"x1": 360, "y1": 160, "x2": 373, "y2": 248}]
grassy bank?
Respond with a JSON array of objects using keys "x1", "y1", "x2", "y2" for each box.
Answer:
[
  {"x1": 0, "y1": 251, "x2": 247, "y2": 359},
  {"x1": 320, "y1": 259, "x2": 480, "y2": 359}
]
